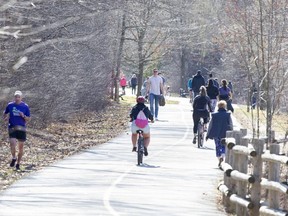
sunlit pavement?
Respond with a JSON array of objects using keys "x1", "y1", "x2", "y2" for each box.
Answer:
[{"x1": 0, "y1": 98, "x2": 231, "y2": 216}]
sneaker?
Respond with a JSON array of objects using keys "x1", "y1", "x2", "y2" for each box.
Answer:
[
  {"x1": 132, "y1": 147, "x2": 137, "y2": 152},
  {"x1": 155, "y1": 118, "x2": 159, "y2": 121},
  {"x1": 15, "y1": 164, "x2": 20, "y2": 170},
  {"x1": 10, "y1": 158, "x2": 17, "y2": 167},
  {"x1": 193, "y1": 136, "x2": 196, "y2": 144},
  {"x1": 218, "y1": 158, "x2": 224, "y2": 169},
  {"x1": 144, "y1": 147, "x2": 148, "y2": 156}
]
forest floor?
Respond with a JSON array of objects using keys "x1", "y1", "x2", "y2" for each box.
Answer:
[{"x1": 0, "y1": 102, "x2": 131, "y2": 191}]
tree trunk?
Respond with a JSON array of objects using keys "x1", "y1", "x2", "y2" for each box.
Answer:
[
  {"x1": 114, "y1": 13, "x2": 126, "y2": 102},
  {"x1": 180, "y1": 47, "x2": 186, "y2": 89},
  {"x1": 110, "y1": 70, "x2": 115, "y2": 99},
  {"x1": 137, "y1": 31, "x2": 145, "y2": 97}
]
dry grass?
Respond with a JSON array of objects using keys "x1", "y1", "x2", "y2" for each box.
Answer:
[{"x1": 233, "y1": 104, "x2": 288, "y2": 139}]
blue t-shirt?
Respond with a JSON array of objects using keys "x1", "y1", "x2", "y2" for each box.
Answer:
[{"x1": 4, "y1": 102, "x2": 30, "y2": 128}]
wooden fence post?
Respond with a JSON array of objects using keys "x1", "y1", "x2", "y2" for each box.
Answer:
[
  {"x1": 268, "y1": 144, "x2": 280, "y2": 209},
  {"x1": 250, "y1": 138, "x2": 265, "y2": 216},
  {"x1": 236, "y1": 132, "x2": 249, "y2": 216},
  {"x1": 224, "y1": 131, "x2": 236, "y2": 213}
]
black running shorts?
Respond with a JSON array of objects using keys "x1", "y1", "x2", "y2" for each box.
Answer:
[{"x1": 9, "y1": 129, "x2": 27, "y2": 142}]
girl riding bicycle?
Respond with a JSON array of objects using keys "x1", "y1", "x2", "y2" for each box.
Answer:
[
  {"x1": 192, "y1": 86, "x2": 212, "y2": 144},
  {"x1": 130, "y1": 96, "x2": 154, "y2": 156}
]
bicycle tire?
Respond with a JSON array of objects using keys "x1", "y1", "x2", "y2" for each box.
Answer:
[
  {"x1": 137, "y1": 137, "x2": 144, "y2": 165},
  {"x1": 197, "y1": 120, "x2": 204, "y2": 148}
]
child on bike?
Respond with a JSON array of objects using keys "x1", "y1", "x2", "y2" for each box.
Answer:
[{"x1": 130, "y1": 96, "x2": 154, "y2": 156}]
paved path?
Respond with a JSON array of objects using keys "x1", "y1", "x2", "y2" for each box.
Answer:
[{"x1": 0, "y1": 98, "x2": 227, "y2": 216}]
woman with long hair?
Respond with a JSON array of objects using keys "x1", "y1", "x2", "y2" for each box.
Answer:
[{"x1": 192, "y1": 86, "x2": 212, "y2": 144}]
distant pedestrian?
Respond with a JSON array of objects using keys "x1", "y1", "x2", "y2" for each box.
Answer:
[
  {"x1": 207, "y1": 73, "x2": 219, "y2": 88},
  {"x1": 228, "y1": 81, "x2": 233, "y2": 94},
  {"x1": 206, "y1": 100, "x2": 233, "y2": 168},
  {"x1": 146, "y1": 69, "x2": 164, "y2": 121},
  {"x1": 141, "y1": 77, "x2": 149, "y2": 96},
  {"x1": 191, "y1": 70, "x2": 205, "y2": 97},
  {"x1": 219, "y1": 79, "x2": 234, "y2": 113},
  {"x1": 3, "y1": 91, "x2": 31, "y2": 170},
  {"x1": 206, "y1": 79, "x2": 219, "y2": 112},
  {"x1": 187, "y1": 75, "x2": 193, "y2": 103},
  {"x1": 120, "y1": 75, "x2": 127, "y2": 95},
  {"x1": 130, "y1": 74, "x2": 138, "y2": 95}
]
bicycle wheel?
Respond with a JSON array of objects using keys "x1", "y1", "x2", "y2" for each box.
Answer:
[
  {"x1": 197, "y1": 121, "x2": 203, "y2": 148},
  {"x1": 137, "y1": 137, "x2": 144, "y2": 165}
]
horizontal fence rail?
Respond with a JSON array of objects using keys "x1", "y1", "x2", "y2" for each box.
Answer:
[{"x1": 218, "y1": 130, "x2": 288, "y2": 216}]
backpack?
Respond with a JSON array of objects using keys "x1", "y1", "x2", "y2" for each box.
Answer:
[{"x1": 135, "y1": 108, "x2": 148, "y2": 128}]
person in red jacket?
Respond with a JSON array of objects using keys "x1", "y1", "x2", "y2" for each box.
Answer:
[{"x1": 120, "y1": 75, "x2": 127, "y2": 95}]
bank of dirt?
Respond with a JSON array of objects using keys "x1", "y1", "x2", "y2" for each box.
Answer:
[{"x1": 0, "y1": 103, "x2": 130, "y2": 192}]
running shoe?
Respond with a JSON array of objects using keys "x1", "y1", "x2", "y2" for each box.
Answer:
[{"x1": 10, "y1": 158, "x2": 17, "y2": 167}]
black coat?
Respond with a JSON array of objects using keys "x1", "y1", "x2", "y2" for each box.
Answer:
[
  {"x1": 192, "y1": 74, "x2": 205, "y2": 93},
  {"x1": 206, "y1": 85, "x2": 219, "y2": 99},
  {"x1": 130, "y1": 103, "x2": 153, "y2": 121},
  {"x1": 206, "y1": 108, "x2": 233, "y2": 139}
]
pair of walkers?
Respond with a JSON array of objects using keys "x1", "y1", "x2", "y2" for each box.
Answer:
[
  {"x1": 3, "y1": 91, "x2": 30, "y2": 170},
  {"x1": 192, "y1": 86, "x2": 233, "y2": 167}
]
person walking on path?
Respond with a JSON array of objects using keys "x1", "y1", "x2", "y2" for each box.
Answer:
[
  {"x1": 141, "y1": 77, "x2": 149, "y2": 96},
  {"x1": 206, "y1": 79, "x2": 219, "y2": 112},
  {"x1": 228, "y1": 81, "x2": 233, "y2": 94},
  {"x1": 130, "y1": 74, "x2": 138, "y2": 95},
  {"x1": 120, "y1": 75, "x2": 127, "y2": 95},
  {"x1": 146, "y1": 69, "x2": 164, "y2": 121},
  {"x1": 3, "y1": 91, "x2": 31, "y2": 170},
  {"x1": 192, "y1": 86, "x2": 212, "y2": 144},
  {"x1": 191, "y1": 70, "x2": 205, "y2": 98},
  {"x1": 206, "y1": 100, "x2": 233, "y2": 168},
  {"x1": 207, "y1": 73, "x2": 219, "y2": 88},
  {"x1": 130, "y1": 96, "x2": 154, "y2": 156},
  {"x1": 218, "y1": 79, "x2": 234, "y2": 113},
  {"x1": 187, "y1": 75, "x2": 193, "y2": 103}
]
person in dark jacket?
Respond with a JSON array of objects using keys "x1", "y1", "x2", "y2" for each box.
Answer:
[
  {"x1": 219, "y1": 79, "x2": 234, "y2": 113},
  {"x1": 191, "y1": 70, "x2": 205, "y2": 97},
  {"x1": 130, "y1": 74, "x2": 138, "y2": 95},
  {"x1": 206, "y1": 79, "x2": 219, "y2": 112},
  {"x1": 192, "y1": 86, "x2": 212, "y2": 144},
  {"x1": 206, "y1": 100, "x2": 233, "y2": 167},
  {"x1": 207, "y1": 73, "x2": 219, "y2": 88},
  {"x1": 130, "y1": 96, "x2": 154, "y2": 156}
]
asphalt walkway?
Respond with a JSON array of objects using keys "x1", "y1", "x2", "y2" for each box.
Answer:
[{"x1": 0, "y1": 98, "x2": 228, "y2": 216}]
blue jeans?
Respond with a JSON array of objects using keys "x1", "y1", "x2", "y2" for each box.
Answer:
[
  {"x1": 149, "y1": 93, "x2": 160, "y2": 118},
  {"x1": 214, "y1": 138, "x2": 225, "y2": 158}
]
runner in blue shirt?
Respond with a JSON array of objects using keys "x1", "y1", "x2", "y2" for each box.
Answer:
[{"x1": 3, "y1": 91, "x2": 31, "y2": 170}]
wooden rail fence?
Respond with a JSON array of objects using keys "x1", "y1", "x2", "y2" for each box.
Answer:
[{"x1": 218, "y1": 129, "x2": 288, "y2": 216}]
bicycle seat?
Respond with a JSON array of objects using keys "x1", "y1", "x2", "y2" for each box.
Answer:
[{"x1": 136, "y1": 130, "x2": 144, "y2": 134}]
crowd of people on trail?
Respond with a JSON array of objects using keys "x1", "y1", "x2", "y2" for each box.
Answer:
[
  {"x1": 188, "y1": 70, "x2": 234, "y2": 167},
  {"x1": 4, "y1": 68, "x2": 233, "y2": 171}
]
